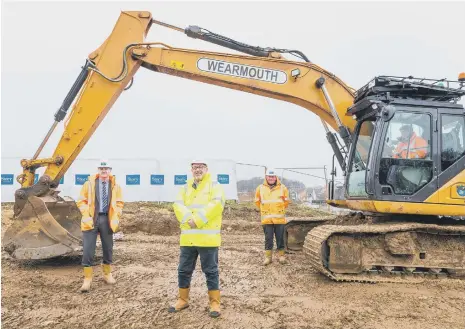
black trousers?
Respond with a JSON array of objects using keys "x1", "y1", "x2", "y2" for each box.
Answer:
[
  {"x1": 81, "y1": 215, "x2": 113, "y2": 267},
  {"x1": 178, "y1": 246, "x2": 219, "y2": 291},
  {"x1": 263, "y1": 224, "x2": 285, "y2": 251}
]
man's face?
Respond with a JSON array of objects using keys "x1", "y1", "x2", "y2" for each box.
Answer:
[
  {"x1": 98, "y1": 167, "x2": 111, "y2": 179},
  {"x1": 191, "y1": 163, "x2": 208, "y2": 181},
  {"x1": 266, "y1": 175, "x2": 277, "y2": 185},
  {"x1": 400, "y1": 128, "x2": 411, "y2": 141}
]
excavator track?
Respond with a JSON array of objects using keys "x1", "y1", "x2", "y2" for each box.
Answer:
[
  {"x1": 285, "y1": 216, "x2": 335, "y2": 251},
  {"x1": 303, "y1": 222, "x2": 465, "y2": 283}
]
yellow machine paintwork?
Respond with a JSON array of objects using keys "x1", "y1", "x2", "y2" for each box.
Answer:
[
  {"x1": 425, "y1": 169, "x2": 465, "y2": 205},
  {"x1": 346, "y1": 199, "x2": 465, "y2": 217},
  {"x1": 20, "y1": 12, "x2": 357, "y2": 187},
  {"x1": 35, "y1": 11, "x2": 153, "y2": 185},
  {"x1": 135, "y1": 46, "x2": 356, "y2": 133},
  {"x1": 327, "y1": 199, "x2": 348, "y2": 208}
]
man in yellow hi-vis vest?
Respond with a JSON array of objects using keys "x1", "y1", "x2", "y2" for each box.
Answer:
[
  {"x1": 255, "y1": 168, "x2": 290, "y2": 266},
  {"x1": 169, "y1": 160, "x2": 225, "y2": 318}
]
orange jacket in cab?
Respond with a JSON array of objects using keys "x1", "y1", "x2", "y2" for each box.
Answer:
[
  {"x1": 254, "y1": 177, "x2": 290, "y2": 224},
  {"x1": 393, "y1": 132, "x2": 428, "y2": 159}
]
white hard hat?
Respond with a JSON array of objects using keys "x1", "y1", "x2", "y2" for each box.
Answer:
[
  {"x1": 98, "y1": 159, "x2": 112, "y2": 168},
  {"x1": 191, "y1": 159, "x2": 208, "y2": 166},
  {"x1": 265, "y1": 168, "x2": 278, "y2": 176}
]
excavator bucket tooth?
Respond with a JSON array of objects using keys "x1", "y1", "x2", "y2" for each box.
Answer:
[{"x1": 2, "y1": 195, "x2": 83, "y2": 260}]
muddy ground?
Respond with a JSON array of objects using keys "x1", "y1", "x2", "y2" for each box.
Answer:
[{"x1": 1, "y1": 202, "x2": 464, "y2": 329}]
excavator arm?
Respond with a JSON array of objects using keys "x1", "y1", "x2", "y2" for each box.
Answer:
[{"x1": 4, "y1": 10, "x2": 357, "y2": 260}]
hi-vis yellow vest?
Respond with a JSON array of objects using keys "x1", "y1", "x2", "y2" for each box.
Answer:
[
  {"x1": 76, "y1": 174, "x2": 124, "y2": 232},
  {"x1": 254, "y1": 179, "x2": 290, "y2": 224},
  {"x1": 173, "y1": 173, "x2": 225, "y2": 247}
]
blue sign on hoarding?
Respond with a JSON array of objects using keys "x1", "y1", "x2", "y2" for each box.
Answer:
[
  {"x1": 175, "y1": 175, "x2": 187, "y2": 185},
  {"x1": 75, "y1": 174, "x2": 89, "y2": 185},
  {"x1": 1, "y1": 174, "x2": 14, "y2": 185},
  {"x1": 217, "y1": 174, "x2": 230, "y2": 184},
  {"x1": 150, "y1": 175, "x2": 164, "y2": 185},
  {"x1": 126, "y1": 174, "x2": 141, "y2": 185}
]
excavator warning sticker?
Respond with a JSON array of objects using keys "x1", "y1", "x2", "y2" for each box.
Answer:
[
  {"x1": 457, "y1": 185, "x2": 465, "y2": 197},
  {"x1": 197, "y1": 58, "x2": 287, "y2": 84}
]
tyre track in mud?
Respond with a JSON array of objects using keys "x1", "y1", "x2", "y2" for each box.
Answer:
[{"x1": 2, "y1": 231, "x2": 465, "y2": 329}]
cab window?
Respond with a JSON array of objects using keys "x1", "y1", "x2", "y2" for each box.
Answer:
[{"x1": 379, "y1": 112, "x2": 433, "y2": 195}]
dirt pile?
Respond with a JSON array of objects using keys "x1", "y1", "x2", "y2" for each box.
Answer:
[
  {"x1": 2, "y1": 202, "x2": 465, "y2": 329},
  {"x1": 2, "y1": 201, "x2": 329, "y2": 238},
  {"x1": 120, "y1": 201, "x2": 329, "y2": 235},
  {"x1": 121, "y1": 202, "x2": 180, "y2": 235}
]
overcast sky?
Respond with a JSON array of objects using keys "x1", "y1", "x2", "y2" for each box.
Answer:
[{"x1": 2, "y1": 1, "x2": 464, "y2": 184}]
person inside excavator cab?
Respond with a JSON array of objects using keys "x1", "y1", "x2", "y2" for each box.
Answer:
[
  {"x1": 384, "y1": 122, "x2": 432, "y2": 195},
  {"x1": 393, "y1": 124, "x2": 429, "y2": 159}
]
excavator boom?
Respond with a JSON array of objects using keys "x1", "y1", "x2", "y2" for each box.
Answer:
[
  {"x1": 39, "y1": 19, "x2": 357, "y2": 187},
  {"x1": 4, "y1": 10, "x2": 357, "y2": 260}
]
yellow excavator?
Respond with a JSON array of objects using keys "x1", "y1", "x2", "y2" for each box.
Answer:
[{"x1": 3, "y1": 11, "x2": 465, "y2": 283}]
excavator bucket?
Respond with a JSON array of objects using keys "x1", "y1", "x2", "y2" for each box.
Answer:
[{"x1": 2, "y1": 193, "x2": 83, "y2": 260}]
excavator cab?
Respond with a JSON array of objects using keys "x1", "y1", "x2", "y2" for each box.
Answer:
[
  {"x1": 344, "y1": 76, "x2": 465, "y2": 211},
  {"x1": 301, "y1": 76, "x2": 465, "y2": 282}
]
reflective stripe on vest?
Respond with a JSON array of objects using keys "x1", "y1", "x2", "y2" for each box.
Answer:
[
  {"x1": 87, "y1": 178, "x2": 93, "y2": 209},
  {"x1": 181, "y1": 229, "x2": 220, "y2": 235},
  {"x1": 212, "y1": 196, "x2": 225, "y2": 206},
  {"x1": 397, "y1": 138, "x2": 428, "y2": 158},
  {"x1": 82, "y1": 217, "x2": 93, "y2": 223},
  {"x1": 111, "y1": 219, "x2": 119, "y2": 226},
  {"x1": 261, "y1": 214, "x2": 285, "y2": 220},
  {"x1": 188, "y1": 204, "x2": 204, "y2": 209},
  {"x1": 261, "y1": 199, "x2": 284, "y2": 204},
  {"x1": 197, "y1": 211, "x2": 208, "y2": 224},
  {"x1": 181, "y1": 212, "x2": 191, "y2": 224}
]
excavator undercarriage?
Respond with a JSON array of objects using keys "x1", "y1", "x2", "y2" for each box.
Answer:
[{"x1": 303, "y1": 215, "x2": 465, "y2": 283}]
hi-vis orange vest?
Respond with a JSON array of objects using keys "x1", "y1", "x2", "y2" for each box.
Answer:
[
  {"x1": 393, "y1": 132, "x2": 428, "y2": 159},
  {"x1": 254, "y1": 178, "x2": 290, "y2": 225},
  {"x1": 76, "y1": 174, "x2": 124, "y2": 232}
]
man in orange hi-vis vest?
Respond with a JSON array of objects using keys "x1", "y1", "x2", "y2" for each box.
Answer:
[
  {"x1": 76, "y1": 159, "x2": 124, "y2": 293},
  {"x1": 393, "y1": 125, "x2": 429, "y2": 159},
  {"x1": 254, "y1": 168, "x2": 290, "y2": 266}
]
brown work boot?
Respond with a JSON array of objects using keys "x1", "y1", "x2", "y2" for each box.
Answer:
[
  {"x1": 102, "y1": 264, "x2": 116, "y2": 284},
  {"x1": 278, "y1": 250, "x2": 287, "y2": 264},
  {"x1": 168, "y1": 288, "x2": 190, "y2": 313},
  {"x1": 79, "y1": 267, "x2": 93, "y2": 292},
  {"x1": 208, "y1": 290, "x2": 221, "y2": 318},
  {"x1": 262, "y1": 250, "x2": 272, "y2": 266}
]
